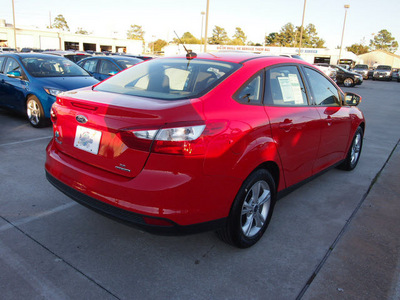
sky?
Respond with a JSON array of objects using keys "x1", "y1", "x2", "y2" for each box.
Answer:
[{"x1": 1, "y1": 0, "x2": 399, "y2": 53}]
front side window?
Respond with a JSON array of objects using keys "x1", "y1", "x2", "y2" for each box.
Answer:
[
  {"x1": 94, "y1": 58, "x2": 240, "y2": 100},
  {"x1": 0, "y1": 56, "x2": 6, "y2": 73},
  {"x1": 304, "y1": 67, "x2": 340, "y2": 106},
  {"x1": 82, "y1": 59, "x2": 98, "y2": 73},
  {"x1": 265, "y1": 65, "x2": 308, "y2": 106},
  {"x1": 99, "y1": 60, "x2": 119, "y2": 75}
]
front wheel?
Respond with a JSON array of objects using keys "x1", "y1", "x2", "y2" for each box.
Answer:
[
  {"x1": 343, "y1": 77, "x2": 355, "y2": 87},
  {"x1": 216, "y1": 169, "x2": 276, "y2": 248},
  {"x1": 26, "y1": 96, "x2": 46, "y2": 128},
  {"x1": 338, "y1": 126, "x2": 363, "y2": 171}
]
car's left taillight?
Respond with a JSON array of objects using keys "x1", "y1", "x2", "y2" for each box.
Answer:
[{"x1": 120, "y1": 121, "x2": 228, "y2": 156}]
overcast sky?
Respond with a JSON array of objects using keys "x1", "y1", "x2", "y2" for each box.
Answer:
[{"x1": 1, "y1": 0, "x2": 399, "y2": 53}]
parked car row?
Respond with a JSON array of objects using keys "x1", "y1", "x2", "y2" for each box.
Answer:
[
  {"x1": 352, "y1": 64, "x2": 400, "y2": 82},
  {"x1": 0, "y1": 48, "x2": 150, "y2": 127},
  {"x1": 314, "y1": 63, "x2": 363, "y2": 87}
]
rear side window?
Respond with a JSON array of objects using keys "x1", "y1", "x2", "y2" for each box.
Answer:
[
  {"x1": 0, "y1": 56, "x2": 5, "y2": 73},
  {"x1": 234, "y1": 72, "x2": 263, "y2": 104},
  {"x1": 303, "y1": 67, "x2": 340, "y2": 106},
  {"x1": 265, "y1": 65, "x2": 308, "y2": 106}
]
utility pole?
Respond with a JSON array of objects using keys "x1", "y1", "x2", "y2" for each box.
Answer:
[
  {"x1": 298, "y1": 0, "x2": 307, "y2": 55},
  {"x1": 204, "y1": 0, "x2": 210, "y2": 52},
  {"x1": 12, "y1": 0, "x2": 17, "y2": 49},
  {"x1": 49, "y1": 11, "x2": 52, "y2": 28},
  {"x1": 339, "y1": 5, "x2": 350, "y2": 61}
]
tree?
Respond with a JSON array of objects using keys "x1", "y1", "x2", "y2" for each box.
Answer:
[
  {"x1": 49, "y1": 14, "x2": 70, "y2": 31},
  {"x1": 173, "y1": 32, "x2": 201, "y2": 44},
  {"x1": 265, "y1": 32, "x2": 278, "y2": 46},
  {"x1": 149, "y1": 39, "x2": 168, "y2": 52},
  {"x1": 369, "y1": 29, "x2": 398, "y2": 53},
  {"x1": 346, "y1": 43, "x2": 370, "y2": 55},
  {"x1": 127, "y1": 25, "x2": 145, "y2": 40},
  {"x1": 75, "y1": 27, "x2": 89, "y2": 35},
  {"x1": 231, "y1": 27, "x2": 247, "y2": 45},
  {"x1": 275, "y1": 23, "x2": 296, "y2": 47},
  {"x1": 301, "y1": 24, "x2": 325, "y2": 48},
  {"x1": 208, "y1": 26, "x2": 229, "y2": 45}
]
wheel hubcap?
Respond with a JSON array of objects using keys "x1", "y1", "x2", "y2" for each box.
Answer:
[
  {"x1": 27, "y1": 100, "x2": 40, "y2": 125},
  {"x1": 350, "y1": 132, "x2": 361, "y2": 165},
  {"x1": 240, "y1": 180, "x2": 271, "y2": 238},
  {"x1": 344, "y1": 78, "x2": 353, "y2": 87}
]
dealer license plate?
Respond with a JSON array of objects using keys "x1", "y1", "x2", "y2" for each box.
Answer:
[{"x1": 74, "y1": 125, "x2": 102, "y2": 155}]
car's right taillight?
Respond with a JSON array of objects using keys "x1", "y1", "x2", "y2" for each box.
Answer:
[{"x1": 50, "y1": 105, "x2": 57, "y2": 124}]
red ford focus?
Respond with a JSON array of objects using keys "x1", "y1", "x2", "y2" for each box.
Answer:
[{"x1": 45, "y1": 53, "x2": 365, "y2": 248}]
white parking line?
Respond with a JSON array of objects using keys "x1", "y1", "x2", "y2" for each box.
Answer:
[
  {"x1": 0, "y1": 135, "x2": 53, "y2": 147},
  {"x1": 0, "y1": 202, "x2": 77, "y2": 232}
]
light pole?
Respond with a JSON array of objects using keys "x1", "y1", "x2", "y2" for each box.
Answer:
[
  {"x1": 152, "y1": 35, "x2": 156, "y2": 54},
  {"x1": 12, "y1": 0, "x2": 17, "y2": 49},
  {"x1": 204, "y1": 0, "x2": 210, "y2": 52},
  {"x1": 298, "y1": 0, "x2": 307, "y2": 55},
  {"x1": 339, "y1": 4, "x2": 350, "y2": 61},
  {"x1": 200, "y1": 11, "x2": 205, "y2": 52}
]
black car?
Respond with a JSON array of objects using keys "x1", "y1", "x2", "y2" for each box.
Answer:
[
  {"x1": 42, "y1": 50, "x2": 92, "y2": 63},
  {"x1": 331, "y1": 65, "x2": 363, "y2": 87}
]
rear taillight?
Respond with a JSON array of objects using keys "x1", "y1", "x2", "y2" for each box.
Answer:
[
  {"x1": 50, "y1": 106, "x2": 57, "y2": 124},
  {"x1": 121, "y1": 122, "x2": 228, "y2": 155}
]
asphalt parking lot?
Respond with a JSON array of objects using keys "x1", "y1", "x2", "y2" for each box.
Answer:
[{"x1": 0, "y1": 79, "x2": 399, "y2": 299}]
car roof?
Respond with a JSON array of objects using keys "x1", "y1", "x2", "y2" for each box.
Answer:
[
  {"x1": 161, "y1": 52, "x2": 303, "y2": 65},
  {"x1": 43, "y1": 50, "x2": 89, "y2": 55},
  {"x1": 0, "y1": 53, "x2": 64, "y2": 59}
]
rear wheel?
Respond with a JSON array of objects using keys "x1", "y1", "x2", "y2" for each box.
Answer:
[
  {"x1": 216, "y1": 169, "x2": 276, "y2": 248},
  {"x1": 26, "y1": 96, "x2": 46, "y2": 128},
  {"x1": 343, "y1": 77, "x2": 354, "y2": 87},
  {"x1": 338, "y1": 126, "x2": 363, "y2": 171}
]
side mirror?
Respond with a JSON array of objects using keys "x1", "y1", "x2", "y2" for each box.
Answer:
[
  {"x1": 108, "y1": 71, "x2": 118, "y2": 76},
  {"x1": 7, "y1": 70, "x2": 22, "y2": 79},
  {"x1": 344, "y1": 92, "x2": 361, "y2": 106}
]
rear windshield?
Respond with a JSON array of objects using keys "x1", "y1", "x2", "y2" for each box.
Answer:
[
  {"x1": 64, "y1": 54, "x2": 92, "y2": 63},
  {"x1": 354, "y1": 65, "x2": 368, "y2": 69},
  {"x1": 94, "y1": 58, "x2": 240, "y2": 100},
  {"x1": 113, "y1": 57, "x2": 142, "y2": 69},
  {"x1": 22, "y1": 56, "x2": 90, "y2": 77},
  {"x1": 377, "y1": 65, "x2": 391, "y2": 70}
]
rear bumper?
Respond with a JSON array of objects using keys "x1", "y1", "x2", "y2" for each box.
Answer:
[
  {"x1": 45, "y1": 139, "x2": 239, "y2": 232},
  {"x1": 46, "y1": 171, "x2": 226, "y2": 235}
]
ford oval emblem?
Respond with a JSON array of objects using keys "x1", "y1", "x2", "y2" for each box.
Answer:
[{"x1": 76, "y1": 115, "x2": 88, "y2": 124}]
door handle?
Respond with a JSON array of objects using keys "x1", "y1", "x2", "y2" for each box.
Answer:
[{"x1": 279, "y1": 119, "x2": 293, "y2": 132}]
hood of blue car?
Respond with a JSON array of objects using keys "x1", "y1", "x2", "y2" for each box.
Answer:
[{"x1": 33, "y1": 76, "x2": 99, "y2": 91}]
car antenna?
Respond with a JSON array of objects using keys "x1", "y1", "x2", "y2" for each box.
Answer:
[{"x1": 174, "y1": 31, "x2": 197, "y2": 60}]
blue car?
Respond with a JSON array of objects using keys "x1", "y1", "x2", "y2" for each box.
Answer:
[
  {"x1": 0, "y1": 53, "x2": 98, "y2": 127},
  {"x1": 77, "y1": 55, "x2": 143, "y2": 81}
]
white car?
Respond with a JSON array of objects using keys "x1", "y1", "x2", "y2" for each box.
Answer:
[{"x1": 313, "y1": 63, "x2": 337, "y2": 81}]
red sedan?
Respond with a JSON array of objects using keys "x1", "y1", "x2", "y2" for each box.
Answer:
[{"x1": 45, "y1": 53, "x2": 365, "y2": 248}]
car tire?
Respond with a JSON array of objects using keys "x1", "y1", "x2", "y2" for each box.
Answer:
[
  {"x1": 343, "y1": 77, "x2": 355, "y2": 87},
  {"x1": 216, "y1": 169, "x2": 276, "y2": 248},
  {"x1": 338, "y1": 126, "x2": 363, "y2": 171},
  {"x1": 26, "y1": 96, "x2": 46, "y2": 128}
]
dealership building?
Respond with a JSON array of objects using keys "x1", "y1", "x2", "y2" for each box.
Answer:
[{"x1": 0, "y1": 19, "x2": 142, "y2": 54}]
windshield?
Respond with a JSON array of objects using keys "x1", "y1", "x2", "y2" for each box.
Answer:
[
  {"x1": 22, "y1": 56, "x2": 90, "y2": 77},
  {"x1": 113, "y1": 57, "x2": 143, "y2": 69},
  {"x1": 94, "y1": 58, "x2": 241, "y2": 100},
  {"x1": 377, "y1": 65, "x2": 391, "y2": 70}
]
